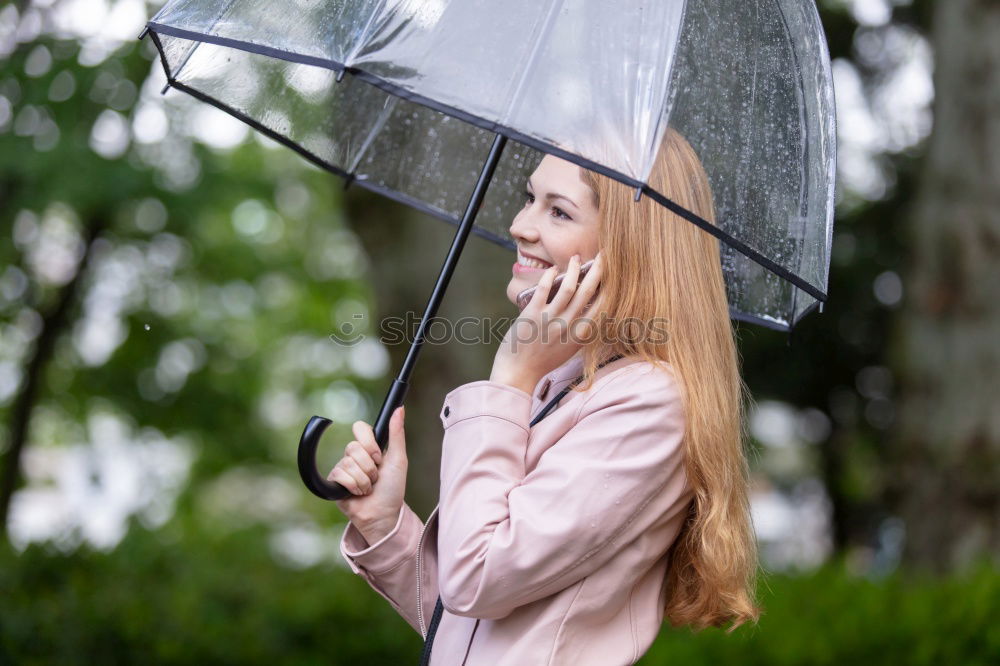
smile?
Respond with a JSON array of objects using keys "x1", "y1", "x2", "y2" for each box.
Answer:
[{"x1": 515, "y1": 250, "x2": 553, "y2": 270}]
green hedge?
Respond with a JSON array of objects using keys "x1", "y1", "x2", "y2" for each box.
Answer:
[
  {"x1": 642, "y1": 561, "x2": 1000, "y2": 665},
  {"x1": 0, "y1": 523, "x2": 422, "y2": 666},
  {"x1": 2, "y1": 523, "x2": 998, "y2": 665}
]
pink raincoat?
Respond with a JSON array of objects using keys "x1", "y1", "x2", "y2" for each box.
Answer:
[{"x1": 340, "y1": 353, "x2": 694, "y2": 665}]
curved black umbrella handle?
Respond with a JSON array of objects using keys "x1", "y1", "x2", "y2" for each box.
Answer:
[{"x1": 298, "y1": 379, "x2": 408, "y2": 501}]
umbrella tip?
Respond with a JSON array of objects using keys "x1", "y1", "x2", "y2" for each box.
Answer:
[
  {"x1": 633, "y1": 186, "x2": 643, "y2": 203},
  {"x1": 336, "y1": 68, "x2": 346, "y2": 83},
  {"x1": 160, "y1": 80, "x2": 171, "y2": 96},
  {"x1": 138, "y1": 26, "x2": 149, "y2": 40}
]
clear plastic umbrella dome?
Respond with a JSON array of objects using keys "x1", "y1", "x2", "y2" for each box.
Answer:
[{"x1": 142, "y1": 0, "x2": 836, "y2": 332}]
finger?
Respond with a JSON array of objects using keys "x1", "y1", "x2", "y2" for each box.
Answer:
[
  {"x1": 548, "y1": 254, "x2": 580, "y2": 312},
  {"x1": 345, "y1": 441, "x2": 379, "y2": 484},
  {"x1": 527, "y1": 266, "x2": 558, "y2": 312},
  {"x1": 340, "y1": 456, "x2": 373, "y2": 494},
  {"x1": 386, "y1": 406, "x2": 407, "y2": 464},
  {"x1": 328, "y1": 464, "x2": 364, "y2": 495},
  {"x1": 569, "y1": 252, "x2": 602, "y2": 312},
  {"x1": 352, "y1": 420, "x2": 383, "y2": 465}
]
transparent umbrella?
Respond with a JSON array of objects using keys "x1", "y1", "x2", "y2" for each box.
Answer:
[{"x1": 139, "y1": 0, "x2": 836, "y2": 501}]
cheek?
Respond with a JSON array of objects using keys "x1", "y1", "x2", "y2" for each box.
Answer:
[
  {"x1": 577, "y1": 228, "x2": 600, "y2": 260},
  {"x1": 553, "y1": 230, "x2": 597, "y2": 265}
]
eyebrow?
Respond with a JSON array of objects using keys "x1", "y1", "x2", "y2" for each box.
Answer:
[{"x1": 527, "y1": 178, "x2": 579, "y2": 210}]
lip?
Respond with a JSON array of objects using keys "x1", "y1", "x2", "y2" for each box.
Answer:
[{"x1": 512, "y1": 261, "x2": 548, "y2": 276}]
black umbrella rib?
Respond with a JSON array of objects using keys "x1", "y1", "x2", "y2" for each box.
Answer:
[
  {"x1": 641, "y1": 187, "x2": 827, "y2": 303},
  {"x1": 154, "y1": 73, "x2": 516, "y2": 254}
]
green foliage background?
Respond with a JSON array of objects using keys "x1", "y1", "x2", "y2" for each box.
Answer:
[{"x1": 3, "y1": 530, "x2": 998, "y2": 664}]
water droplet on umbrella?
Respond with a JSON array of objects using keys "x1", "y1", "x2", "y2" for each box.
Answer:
[{"x1": 143, "y1": 324, "x2": 150, "y2": 331}]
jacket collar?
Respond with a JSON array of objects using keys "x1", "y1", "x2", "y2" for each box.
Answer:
[
  {"x1": 545, "y1": 351, "x2": 637, "y2": 389},
  {"x1": 544, "y1": 352, "x2": 586, "y2": 389},
  {"x1": 531, "y1": 352, "x2": 640, "y2": 405}
]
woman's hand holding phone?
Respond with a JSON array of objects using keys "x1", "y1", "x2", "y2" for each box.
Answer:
[
  {"x1": 328, "y1": 406, "x2": 408, "y2": 546},
  {"x1": 516, "y1": 258, "x2": 596, "y2": 310},
  {"x1": 493, "y1": 252, "x2": 604, "y2": 395}
]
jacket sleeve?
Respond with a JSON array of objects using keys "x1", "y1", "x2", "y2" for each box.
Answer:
[
  {"x1": 339, "y1": 502, "x2": 440, "y2": 637},
  {"x1": 436, "y1": 364, "x2": 691, "y2": 620}
]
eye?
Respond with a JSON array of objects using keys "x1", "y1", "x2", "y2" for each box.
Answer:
[
  {"x1": 551, "y1": 206, "x2": 572, "y2": 221},
  {"x1": 523, "y1": 190, "x2": 535, "y2": 207}
]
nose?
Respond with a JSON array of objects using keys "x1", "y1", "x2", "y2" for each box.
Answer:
[{"x1": 509, "y1": 206, "x2": 540, "y2": 244}]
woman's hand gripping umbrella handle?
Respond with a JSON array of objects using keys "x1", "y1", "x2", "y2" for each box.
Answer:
[{"x1": 298, "y1": 378, "x2": 408, "y2": 501}]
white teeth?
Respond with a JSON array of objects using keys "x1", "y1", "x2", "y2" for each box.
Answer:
[{"x1": 517, "y1": 251, "x2": 552, "y2": 269}]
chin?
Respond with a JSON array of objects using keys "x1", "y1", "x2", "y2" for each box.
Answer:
[
  {"x1": 506, "y1": 280, "x2": 521, "y2": 307},
  {"x1": 507, "y1": 275, "x2": 534, "y2": 306}
]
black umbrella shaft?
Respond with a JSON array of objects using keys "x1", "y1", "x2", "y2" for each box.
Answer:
[
  {"x1": 296, "y1": 133, "x2": 508, "y2": 502},
  {"x1": 401, "y1": 133, "x2": 508, "y2": 380},
  {"x1": 371, "y1": 133, "x2": 508, "y2": 439}
]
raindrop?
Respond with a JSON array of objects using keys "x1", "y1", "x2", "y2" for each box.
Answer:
[{"x1": 144, "y1": 324, "x2": 151, "y2": 331}]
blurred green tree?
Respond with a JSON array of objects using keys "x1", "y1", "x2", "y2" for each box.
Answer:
[
  {"x1": 888, "y1": 0, "x2": 1000, "y2": 572},
  {"x1": 0, "y1": 21, "x2": 379, "y2": 543}
]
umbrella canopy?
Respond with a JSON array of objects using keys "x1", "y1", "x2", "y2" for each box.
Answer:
[
  {"x1": 139, "y1": 0, "x2": 837, "y2": 501},
  {"x1": 142, "y1": 0, "x2": 835, "y2": 331}
]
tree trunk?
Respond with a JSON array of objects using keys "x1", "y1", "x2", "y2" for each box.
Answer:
[
  {"x1": 0, "y1": 214, "x2": 106, "y2": 538},
  {"x1": 888, "y1": 0, "x2": 1000, "y2": 572}
]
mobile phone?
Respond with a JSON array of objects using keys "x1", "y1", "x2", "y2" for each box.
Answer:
[{"x1": 516, "y1": 258, "x2": 596, "y2": 310}]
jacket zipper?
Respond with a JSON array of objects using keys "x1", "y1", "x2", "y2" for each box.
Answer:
[{"x1": 416, "y1": 504, "x2": 440, "y2": 638}]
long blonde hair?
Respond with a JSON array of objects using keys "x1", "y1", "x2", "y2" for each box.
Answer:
[{"x1": 576, "y1": 128, "x2": 761, "y2": 631}]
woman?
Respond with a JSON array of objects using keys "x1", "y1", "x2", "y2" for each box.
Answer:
[{"x1": 330, "y1": 128, "x2": 761, "y2": 665}]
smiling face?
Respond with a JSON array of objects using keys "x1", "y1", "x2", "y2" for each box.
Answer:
[{"x1": 506, "y1": 155, "x2": 601, "y2": 307}]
